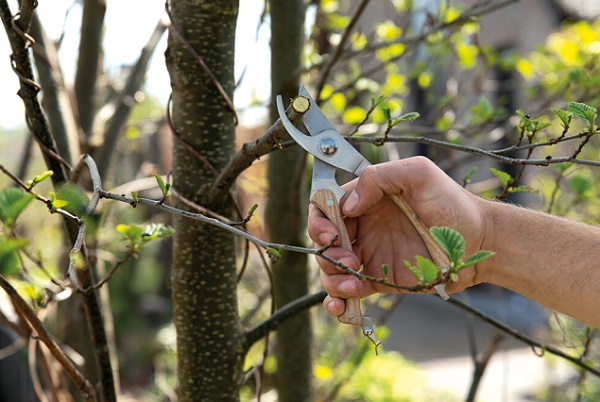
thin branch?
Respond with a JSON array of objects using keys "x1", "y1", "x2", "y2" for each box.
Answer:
[
  {"x1": 314, "y1": 0, "x2": 372, "y2": 101},
  {"x1": 97, "y1": 16, "x2": 169, "y2": 180},
  {"x1": 0, "y1": 275, "x2": 96, "y2": 401},
  {"x1": 349, "y1": 134, "x2": 600, "y2": 168},
  {"x1": 243, "y1": 290, "x2": 327, "y2": 352},
  {"x1": 448, "y1": 297, "x2": 600, "y2": 377}
]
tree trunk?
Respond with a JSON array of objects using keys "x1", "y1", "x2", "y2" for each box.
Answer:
[
  {"x1": 165, "y1": 1, "x2": 242, "y2": 401},
  {"x1": 267, "y1": 1, "x2": 313, "y2": 401}
]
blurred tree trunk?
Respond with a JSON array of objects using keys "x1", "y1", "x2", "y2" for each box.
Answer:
[
  {"x1": 267, "y1": 1, "x2": 313, "y2": 401},
  {"x1": 74, "y1": 0, "x2": 105, "y2": 140},
  {"x1": 165, "y1": 1, "x2": 243, "y2": 400}
]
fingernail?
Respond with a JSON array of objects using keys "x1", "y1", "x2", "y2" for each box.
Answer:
[{"x1": 343, "y1": 190, "x2": 359, "y2": 214}]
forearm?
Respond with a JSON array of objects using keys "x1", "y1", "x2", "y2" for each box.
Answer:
[{"x1": 478, "y1": 200, "x2": 600, "y2": 327}]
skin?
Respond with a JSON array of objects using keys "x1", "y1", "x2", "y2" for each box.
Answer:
[{"x1": 308, "y1": 156, "x2": 600, "y2": 328}]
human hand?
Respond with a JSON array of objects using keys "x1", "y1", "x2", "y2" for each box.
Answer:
[{"x1": 308, "y1": 156, "x2": 489, "y2": 317}]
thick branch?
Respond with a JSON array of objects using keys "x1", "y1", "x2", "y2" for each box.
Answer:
[
  {"x1": 243, "y1": 290, "x2": 327, "y2": 352},
  {"x1": 210, "y1": 95, "x2": 310, "y2": 200},
  {"x1": 74, "y1": 0, "x2": 106, "y2": 138}
]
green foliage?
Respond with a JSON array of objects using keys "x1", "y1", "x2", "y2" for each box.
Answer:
[
  {"x1": 0, "y1": 187, "x2": 34, "y2": 231},
  {"x1": 55, "y1": 184, "x2": 90, "y2": 216},
  {"x1": 117, "y1": 223, "x2": 175, "y2": 251},
  {"x1": 155, "y1": 174, "x2": 170, "y2": 198},
  {"x1": 404, "y1": 227, "x2": 494, "y2": 285},
  {"x1": 404, "y1": 255, "x2": 439, "y2": 284},
  {"x1": 25, "y1": 170, "x2": 53, "y2": 188},
  {"x1": 567, "y1": 101, "x2": 597, "y2": 132},
  {"x1": 490, "y1": 168, "x2": 536, "y2": 195},
  {"x1": 430, "y1": 226, "x2": 494, "y2": 275},
  {"x1": 0, "y1": 235, "x2": 28, "y2": 275}
]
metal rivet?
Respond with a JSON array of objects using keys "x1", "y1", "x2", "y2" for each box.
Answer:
[
  {"x1": 319, "y1": 137, "x2": 338, "y2": 156},
  {"x1": 347, "y1": 311, "x2": 355, "y2": 319}
]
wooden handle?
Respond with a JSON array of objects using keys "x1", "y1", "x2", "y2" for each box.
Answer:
[
  {"x1": 311, "y1": 188, "x2": 363, "y2": 326},
  {"x1": 388, "y1": 193, "x2": 451, "y2": 275}
]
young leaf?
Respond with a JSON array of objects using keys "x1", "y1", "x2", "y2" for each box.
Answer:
[
  {"x1": 131, "y1": 191, "x2": 138, "y2": 206},
  {"x1": 404, "y1": 260, "x2": 424, "y2": 283},
  {"x1": 415, "y1": 256, "x2": 439, "y2": 283},
  {"x1": 0, "y1": 188, "x2": 34, "y2": 229},
  {"x1": 567, "y1": 102, "x2": 597, "y2": 130},
  {"x1": 381, "y1": 263, "x2": 390, "y2": 281},
  {"x1": 430, "y1": 226, "x2": 465, "y2": 265},
  {"x1": 26, "y1": 170, "x2": 54, "y2": 188},
  {"x1": 462, "y1": 250, "x2": 495, "y2": 270},
  {"x1": 155, "y1": 175, "x2": 169, "y2": 197},
  {"x1": 116, "y1": 223, "x2": 145, "y2": 244},
  {"x1": 490, "y1": 168, "x2": 512, "y2": 188},
  {"x1": 141, "y1": 223, "x2": 176, "y2": 242},
  {"x1": 394, "y1": 112, "x2": 420, "y2": 123},
  {"x1": 552, "y1": 108, "x2": 573, "y2": 128}
]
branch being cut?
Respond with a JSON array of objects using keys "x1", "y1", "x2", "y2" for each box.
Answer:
[{"x1": 210, "y1": 95, "x2": 310, "y2": 201}]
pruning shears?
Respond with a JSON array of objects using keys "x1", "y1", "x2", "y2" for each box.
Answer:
[{"x1": 276, "y1": 85, "x2": 451, "y2": 354}]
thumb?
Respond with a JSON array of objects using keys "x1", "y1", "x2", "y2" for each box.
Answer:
[{"x1": 341, "y1": 165, "x2": 386, "y2": 216}]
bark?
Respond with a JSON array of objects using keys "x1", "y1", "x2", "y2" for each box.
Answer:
[
  {"x1": 30, "y1": 14, "x2": 80, "y2": 165},
  {"x1": 267, "y1": 1, "x2": 313, "y2": 401},
  {"x1": 165, "y1": 1, "x2": 242, "y2": 401},
  {"x1": 74, "y1": 0, "x2": 106, "y2": 139}
]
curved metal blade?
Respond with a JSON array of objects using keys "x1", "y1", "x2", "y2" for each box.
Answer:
[{"x1": 276, "y1": 94, "x2": 370, "y2": 176}]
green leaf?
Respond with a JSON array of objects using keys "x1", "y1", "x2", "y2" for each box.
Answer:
[
  {"x1": 404, "y1": 260, "x2": 423, "y2": 283},
  {"x1": 567, "y1": 102, "x2": 597, "y2": 130},
  {"x1": 155, "y1": 175, "x2": 169, "y2": 197},
  {"x1": 140, "y1": 223, "x2": 175, "y2": 243},
  {"x1": 0, "y1": 188, "x2": 34, "y2": 230},
  {"x1": 430, "y1": 226, "x2": 465, "y2": 265},
  {"x1": 552, "y1": 108, "x2": 573, "y2": 128},
  {"x1": 0, "y1": 235, "x2": 28, "y2": 275},
  {"x1": 266, "y1": 246, "x2": 283, "y2": 261},
  {"x1": 116, "y1": 223, "x2": 145, "y2": 244},
  {"x1": 462, "y1": 250, "x2": 495, "y2": 270},
  {"x1": 131, "y1": 191, "x2": 138, "y2": 204},
  {"x1": 26, "y1": 170, "x2": 54, "y2": 188},
  {"x1": 381, "y1": 263, "x2": 390, "y2": 280},
  {"x1": 55, "y1": 184, "x2": 89, "y2": 216},
  {"x1": 392, "y1": 112, "x2": 420, "y2": 124},
  {"x1": 415, "y1": 256, "x2": 440, "y2": 283},
  {"x1": 490, "y1": 168, "x2": 512, "y2": 188}
]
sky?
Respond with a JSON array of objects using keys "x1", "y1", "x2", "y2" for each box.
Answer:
[{"x1": 0, "y1": 0, "x2": 272, "y2": 129}]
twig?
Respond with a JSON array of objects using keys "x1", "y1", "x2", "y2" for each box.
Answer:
[
  {"x1": 0, "y1": 275, "x2": 97, "y2": 401},
  {"x1": 466, "y1": 332, "x2": 504, "y2": 402},
  {"x1": 97, "y1": 16, "x2": 169, "y2": 180},
  {"x1": 314, "y1": 0, "x2": 372, "y2": 101},
  {"x1": 448, "y1": 297, "x2": 600, "y2": 377}
]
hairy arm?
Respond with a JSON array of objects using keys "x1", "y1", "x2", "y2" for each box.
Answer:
[{"x1": 479, "y1": 201, "x2": 600, "y2": 327}]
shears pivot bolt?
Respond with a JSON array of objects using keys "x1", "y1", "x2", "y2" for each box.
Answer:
[{"x1": 319, "y1": 137, "x2": 338, "y2": 156}]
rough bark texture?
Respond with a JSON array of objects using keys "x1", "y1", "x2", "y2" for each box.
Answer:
[
  {"x1": 165, "y1": 1, "x2": 242, "y2": 401},
  {"x1": 267, "y1": 1, "x2": 313, "y2": 401}
]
